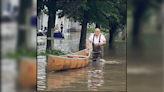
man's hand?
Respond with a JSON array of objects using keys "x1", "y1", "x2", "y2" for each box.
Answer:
[
  {"x1": 88, "y1": 46, "x2": 91, "y2": 49},
  {"x1": 88, "y1": 40, "x2": 91, "y2": 49},
  {"x1": 99, "y1": 41, "x2": 106, "y2": 46},
  {"x1": 99, "y1": 42, "x2": 103, "y2": 46}
]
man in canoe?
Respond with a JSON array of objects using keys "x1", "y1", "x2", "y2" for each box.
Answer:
[{"x1": 88, "y1": 28, "x2": 106, "y2": 61}]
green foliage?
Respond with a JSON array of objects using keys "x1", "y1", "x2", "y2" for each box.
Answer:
[
  {"x1": 87, "y1": 28, "x2": 95, "y2": 33},
  {"x1": 38, "y1": 0, "x2": 127, "y2": 47},
  {"x1": 42, "y1": 9, "x2": 49, "y2": 15},
  {"x1": 39, "y1": 49, "x2": 66, "y2": 57},
  {"x1": 101, "y1": 28, "x2": 109, "y2": 33},
  {"x1": 37, "y1": 0, "x2": 45, "y2": 16},
  {"x1": 87, "y1": 28, "x2": 109, "y2": 33},
  {"x1": 59, "y1": 0, "x2": 126, "y2": 33},
  {"x1": 101, "y1": 0, "x2": 126, "y2": 28},
  {"x1": 57, "y1": 1, "x2": 85, "y2": 22},
  {"x1": 114, "y1": 28, "x2": 123, "y2": 36}
]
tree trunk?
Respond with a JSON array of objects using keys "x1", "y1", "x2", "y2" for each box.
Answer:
[
  {"x1": 79, "y1": 10, "x2": 88, "y2": 50},
  {"x1": 46, "y1": 8, "x2": 56, "y2": 49},
  {"x1": 96, "y1": 23, "x2": 100, "y2": 28},
  {"x1": 109, "y1": 29, "x2": 114, "y2": 48},
  {"x1": 122, "y1": 24, "x2": 126, "y2": 41},
  {"x1": 109, "y1": 24, "x2": 117, "y2": 49}
]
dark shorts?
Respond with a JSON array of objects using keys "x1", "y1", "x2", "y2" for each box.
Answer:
[{"x1": 92, "y1": 44, "x2": 104, "y2": 60}]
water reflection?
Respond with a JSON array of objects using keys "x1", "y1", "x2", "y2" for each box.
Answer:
[
  {"x1": 88, "y1": 62, "x2": 105, "y2": 91},
  {"x1": 47, "y1": 66, "x2": 89, "y2": 91},
  {"x1": 37, "y1": 56, "x2": 47, "y2": 91}
]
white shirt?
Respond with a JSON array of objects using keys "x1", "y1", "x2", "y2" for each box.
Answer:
[{"x1": 89, "y1": 34, "x2": 106, "y2": 44}]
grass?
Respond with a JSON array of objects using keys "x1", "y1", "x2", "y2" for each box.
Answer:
[
  {"x1": 38, "y1": 49, "x2": 66, "y2": 57},
  {"x1": 4, "y1": 47, "x2": 67, "y2": 59}
]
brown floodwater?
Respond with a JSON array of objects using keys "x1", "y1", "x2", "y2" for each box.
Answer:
[{"x1": 37, "y1": 32, "x2": 126, "y2": 91}]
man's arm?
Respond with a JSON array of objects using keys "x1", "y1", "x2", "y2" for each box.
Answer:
[
  {"x1": 99, "y1": 35, "x2": 106, "y2": 46},
  {"x1": 88, "y1": 40, "x2": 92, "y2": 49},
  {"x1": 99, "y1": 41, "x2": 106, "y2": 46}
]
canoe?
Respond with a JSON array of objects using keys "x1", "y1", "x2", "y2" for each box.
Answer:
[
  {"x1": 54, "y1": 32, "x2": 64, "y2": 38},
  {"x1": 48, "y1": 49, "x2": 90, "y2": 72}
]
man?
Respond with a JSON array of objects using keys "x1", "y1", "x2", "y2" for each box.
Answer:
[
  {"x1": 88, "y1": 28, "x2": 106, "y2": 61},
  {"x1": 61, "y1": 21, "x2": 64, "y2": 33}
]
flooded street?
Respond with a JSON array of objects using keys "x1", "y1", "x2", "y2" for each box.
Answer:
[{"x1": 37, "y1": 32, "x2": 126, "y2": 91}]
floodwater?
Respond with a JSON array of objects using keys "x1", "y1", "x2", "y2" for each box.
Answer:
[{"x1": 37, "y1": 32, "x2": 126, "y2": 91}]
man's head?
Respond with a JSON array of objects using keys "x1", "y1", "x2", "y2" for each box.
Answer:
[
  {"x1": 56, "y1": 24, "x2": 58, "y2": 26},
  {"x1": 61, "y1": 21, "x2": 63, "y2": 24},
  {"x1": 95, "y1": 28, "x2": 100, "y2": 36}
]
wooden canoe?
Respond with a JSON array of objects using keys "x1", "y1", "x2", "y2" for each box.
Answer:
[{"x1": 48, "y1": 49, "x2": 90, "y2": 72}]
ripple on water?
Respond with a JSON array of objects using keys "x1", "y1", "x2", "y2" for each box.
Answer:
[
  {"x1": 104, "y1": 60, "x2": 122, "y2": 64},
  {"x1": 37, "y1": 56, "x2": 47, "y2": 91}
]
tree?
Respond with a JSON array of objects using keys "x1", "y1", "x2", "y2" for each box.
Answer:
[
  {"x1": 78, "y1": 0, "x2": 126, "y2": 48},
  {"x1": 37, "y1": 0, "x2": 44, "y2": 16},
  {"x1": 38, "y1": 0, "x2": 56, "y2": 49},
  {"x1": 37, "y1": 0, "x2": 60, "y2": 49},
  {"x1": 58, "y1": 0, "x2": 126, "y2": 49},
  {"x1": 38, "y1": 0, "x2": 78, "y2": 49},
  {"x1": 95, "y1": 24, "x2": 100, "y2": 28},
  {"x1": 59, "y1": 1, "x2": 108, "y2": 50},
  {"x1": 100, "y1": 0, "x2": 127, "y2": 48},
  {"x1": 57, "y1": 1, "x2": 86, "y2": 50}
]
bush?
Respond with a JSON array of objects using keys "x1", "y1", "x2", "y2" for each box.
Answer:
[
  {"x1": 39, "y1": 49, "x2": 66, "y2": 56},
  {"x1": 87, "y1": 28, "x2": 95, "y2": 33},
  {"x1": 87, "y1": 28, "x2": 109, "y2": 33},
  {"x1": 100, "y1": 28, "x2": 109, "y2": 33}
]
